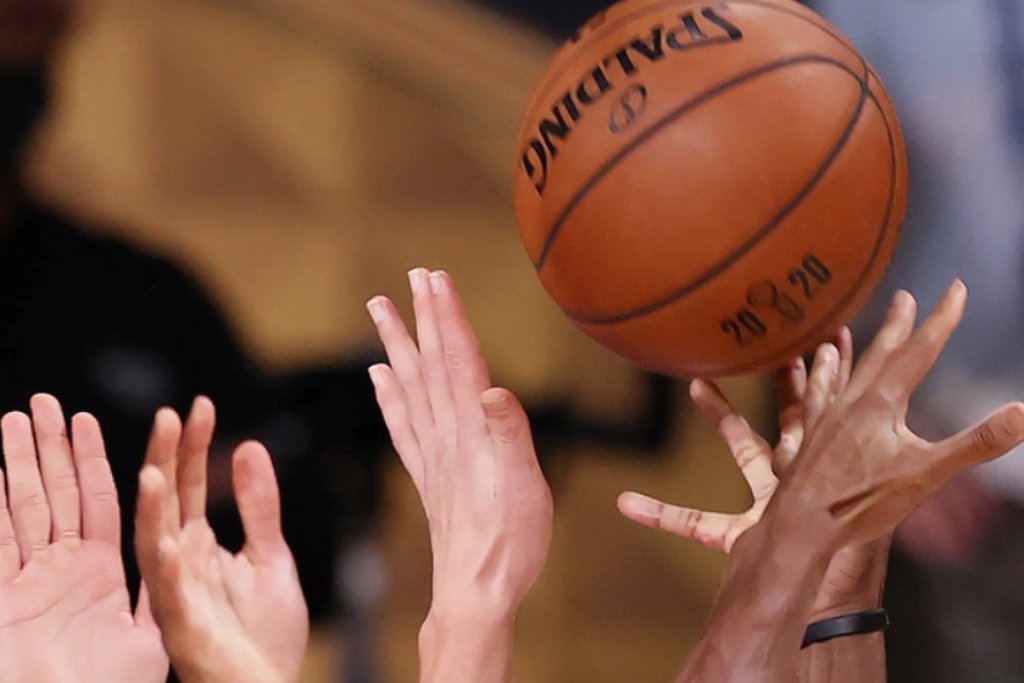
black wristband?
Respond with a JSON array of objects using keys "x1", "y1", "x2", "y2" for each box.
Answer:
[{"x1": 801, "y1": 609, "x2": 889, "y2": 649}]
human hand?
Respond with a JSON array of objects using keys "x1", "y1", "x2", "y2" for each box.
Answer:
[
  {"x1": 134, "y1": 398, "x2": 309, "y2": 683},
  {"x1": 0, "y1": 394, "x2": 167, "y2": 683},
  {"x1": 367, "y1": 268, "x2": 553, "y2": 682},
  {"x1": 618, "y1": 329, "x2": 888, "y2": 618},
  {"x1": 772, "y1": 282, "x2": 1024, "y2": 550}
]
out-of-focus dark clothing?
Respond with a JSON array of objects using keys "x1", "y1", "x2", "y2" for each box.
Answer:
[
  {"x1": 0, "y1": 197, "x2": 388, "y2": 621},
  {"x1": 473, "y1": 0, "x2": 610, "y2": 38},
  {"x1": 0, "y1": 197, "x2": 273, "y2": 594}
]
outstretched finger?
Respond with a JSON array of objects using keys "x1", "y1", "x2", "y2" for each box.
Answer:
[
  {"x1": 873, "y1": 280, "x2": 967, "y2": 405},
  {"x1": 835, "y1": 327, "x2": 854, "y2": 393},
  {"x1": 2, "y1": 412, "x2": 51, "y2": 562},
  {"x1": 432, "y1": 271, "x2": 491, "y2": 444},
  {"x1": 367, "y1": 296, "x2": 437, "y2": 463},
  {"x1": 71, "y1": 413, "x2": 120, "y2": 546},
  {"x1": 31, "y1": 395, "x2": 80, "y2": 543},
  {"x1": 144, "y1": 408, "x2": 183, "y2": 533},
  {"x1": 134, "y1": 465, "x2": 173, "y2": 600},
  {"x1": 930, "y1": 402, "x2": 1024, "y2": 482},
  {"x1": 408, "y1": 269, "x2": 457, "y2": 445},
  {"x1": 177, "y1": 397, "x2": 215, "y2": 523},
  {"x1": 617, "y1": 492, "x2": 741, "y2": 552},
  {"x1": 233, "y1": 441, "x2": 288, "y2": 565},
  {"x1": 775, "y1": 357, "x2": 807, "y2": 468},
  {"x1": 481, "y1": 388, "x2": 543, "y2": 486},
  {"x1": 150, "y1": 536, "x2": 188, "y2": 634},
  {"x1": 368, "y1": 364, "x2": 425, "y2": 496},
  {"x1": 803, "y1": 343, "x2": 839, "y2": 431},
  {"x1": 846, "y1": 290, "x2": 917, "y2": 398},
  {"x1": 690, "y1": 380, "x2": 775, "y2": 491},
  {"x1": 0, "y1": 470, "x2": 20, "y2": 581}
]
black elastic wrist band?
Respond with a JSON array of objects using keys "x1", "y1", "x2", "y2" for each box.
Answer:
[{"x1": 801, "y1": 609, "x2": 889, "y2": 649}]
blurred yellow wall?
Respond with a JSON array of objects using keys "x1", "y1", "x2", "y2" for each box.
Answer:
[{"x1": 25, "y1": 0, "x2": 764, "y2": 680}]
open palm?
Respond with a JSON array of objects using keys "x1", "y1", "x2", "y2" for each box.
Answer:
[
  {"x1": 135, "y1": 398, "x2": 308, "y2": 683},
  {"x1": 0, "y1": 395, "x2": 167, "y2": 683}
]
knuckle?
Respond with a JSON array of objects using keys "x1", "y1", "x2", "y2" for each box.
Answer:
[
  {"x1": 860, "y1": 385, "x2": 897, "y2": 410},
  {"x1": 492, "y1": 423, "x2": 521, "y2": 444},
  {"x1": 971, "y1": 423, "x2": 1001, "y2": 454},
  {"x1": 87, "y1": 489, "x2": 117, "y2": 504},
  {"x1": 733, "y1": 441, "x2": 765, "y2": 468},
  {"x1": 50, "y1": 472, "x2": 79, "y2": 491},
  {"x1": 668, "y1": 507, "x2": 701, "y2": 533},
  {"x1": 444, "y1": 349, "x2": 467, "y2": 370},
  {"x1": 15, "y1": 492, "x2": 48, "y2": 511}
]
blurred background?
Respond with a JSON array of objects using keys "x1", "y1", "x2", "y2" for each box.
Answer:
[
  {"x1": 3, "y1": 0, "x2": 1023, "y2": 681},
  {"x1": 2, "y1": 0, "x2": 760, "y2": 681}
]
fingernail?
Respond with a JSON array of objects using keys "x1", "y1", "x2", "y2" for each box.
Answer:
[
  {"x1": 367, "y1": 364, "x2": 386, "y2": 386},
  {"x1": 818, "y1": 343, "x2": 837, "y2": 365},
  {"x1": 619, "y1": 492, "x2": 661, "y2": 520},
  {"x1": 688, "y1": 379, "x2": 706, "y2": 398},
  {"x1": 408, "y1": 268, "x2": 427, "y2": 295},
  {"x1": 366, "y1": 297, "x2": 385, "y2": 323},
  {"x1": 429, "y1": 270, "x2": 446, "y2": 295}
]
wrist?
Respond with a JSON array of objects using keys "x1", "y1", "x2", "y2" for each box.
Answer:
[
  {"x1": 419, "y1": 604, "x2": 517, "y2": 683},
  {"x1": 711, "y1": 510, "x2": 833, "y2": 630},
  {"x1": 809, "y1": 537, "x2": 891, "y2": 622},
  {"x1": 420, "y1": 601, "x2": 517, "y2": 647}
]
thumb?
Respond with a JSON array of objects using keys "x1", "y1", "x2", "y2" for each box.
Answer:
[
  {"x1": 232, "y1": 441, "x2": 287, "y2": 564},
  {"x1": 481, "y1": 388, "x2": 538, "y2": 470},
  {"x1": 933, "y1": 402, "x2": 1024, "y2": 478}
]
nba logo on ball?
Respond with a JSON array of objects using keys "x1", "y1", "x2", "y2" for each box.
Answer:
[{"x1": 514, "y1": 0, "x2": 907, "y2": 378}]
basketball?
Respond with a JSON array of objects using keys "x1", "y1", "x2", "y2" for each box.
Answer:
[{"x1": 513, "y1": 0, "x2": 907, "y2": 378}]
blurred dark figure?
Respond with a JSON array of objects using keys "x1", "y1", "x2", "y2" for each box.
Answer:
[
  {"x1": 808, "y1": 1, "x2": 1024, "y2": 681},
  {"x1": 0, "y1": 0, "x2": 387, "y2": 646},
  {"x1": 474, "y1": 0, "x2": 610, "y2": 37}
]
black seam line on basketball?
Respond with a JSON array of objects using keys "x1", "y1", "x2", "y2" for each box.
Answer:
[
  {"x1": 534, "y1": 54, "x2": 859, "y2": 275},
  {"x1": 537, "y1": 57, "x2": 867, "y2": 329},
  {"x1": 522, "y1": 0, "x2": 863, "y2": 129},
  {"x1": 720, "y1": 87, "x2": 899, "y2": 376}
]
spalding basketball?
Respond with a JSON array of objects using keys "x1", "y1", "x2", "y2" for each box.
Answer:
[{"x1": 514, "y1": 0, "x2": 907, "y2": 377}]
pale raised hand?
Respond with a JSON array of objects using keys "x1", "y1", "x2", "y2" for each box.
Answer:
[
  {"x1": 0, "y1": 394, "x2": 167, "y2": 683},
  {"x1": 134, "y1": 398, "x2": 309, "y2": 683},
  {"x1": 367, "y1": 268, "x2": 553, "y2": 683}
]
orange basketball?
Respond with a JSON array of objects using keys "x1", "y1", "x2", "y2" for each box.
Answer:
[{"x1": 514, "y1": 0, "x2": 907, "y2": 378}]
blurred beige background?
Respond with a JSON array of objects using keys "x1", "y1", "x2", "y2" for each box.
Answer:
[{"x1": 26, "y1": 0, "x2": 765, "y2": 679}]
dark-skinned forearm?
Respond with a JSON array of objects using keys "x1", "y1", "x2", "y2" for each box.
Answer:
[
  {"x1": 797, "y1": 632, "x2": 886, "y2": 682},
  {"x1": 676, "y1": 513, "x2": 834, "y2": 683},
  {"x1": 797, "y1": 539, "x2": 891, "y2": 682}
]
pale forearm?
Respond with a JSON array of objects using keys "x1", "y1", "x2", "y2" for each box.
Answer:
[{"x1": 419, "y1": 608, "x2": 516, "y2": 683}]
